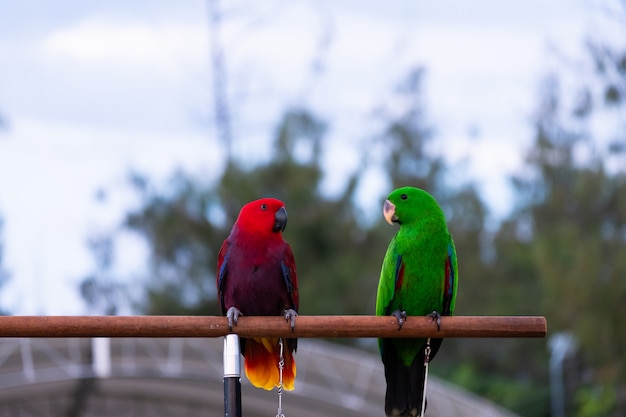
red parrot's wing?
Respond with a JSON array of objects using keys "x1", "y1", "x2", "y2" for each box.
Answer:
[
  {"x1": 442, "y1": 242, "x2": 457, "y2": 316},
  {"x1": 394, "y1": 255, "x2": 405, "y2": 293}
]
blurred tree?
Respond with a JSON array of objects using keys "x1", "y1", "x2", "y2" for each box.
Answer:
[
  {"x1": 0, "y1": 216, "x2": 11, "y2": 315},
  {"x1": 511, "y1": 38, "x2": 626, "y2": 414},
  {"x1": 122, "y1": 170, "x2": 225, "y2": 315},
  {"x1": 445, "y1": 37, "x2": 626, "y2": 416},
  {"x1": 78, "y1": 107, "x2": 385, "y2": 317},
  {"x1": 372, "y1": 67, "x2": 443, "y2": 192},
  {"x1": 79, "y1": 234, "x2": 128, "y2": 315}
]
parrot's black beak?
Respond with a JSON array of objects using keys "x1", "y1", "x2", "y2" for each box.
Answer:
[
  {"x1": 383, "y1": 199, "x2": 399, "y2": 225},
  {"x1": 273, "y1": 206, "x2": 288, "y2": 232}
]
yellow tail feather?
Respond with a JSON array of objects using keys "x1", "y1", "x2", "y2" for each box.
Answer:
[{"x1": 244, "y1": 338, "x2": 296, "y2": 391}]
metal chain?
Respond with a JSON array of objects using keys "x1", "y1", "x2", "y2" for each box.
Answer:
[
  {"x1": 420, "y1": 338, "x2": 432, "y2": 417},
  {"x1": 276, "y1": 338, "x2": 285, "y2": 417}
]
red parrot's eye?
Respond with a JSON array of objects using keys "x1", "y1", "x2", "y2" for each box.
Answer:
[{"x1": 260, "y1": 204, "x2": 268, "y2": 211}]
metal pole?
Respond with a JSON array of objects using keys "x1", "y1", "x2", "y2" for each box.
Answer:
[
  {"x1": 549, "y1": 332, "x2": 576, "y2": 417},
  {"x1": 223, "y1": 334, "x2": 241, "y2": 417}
]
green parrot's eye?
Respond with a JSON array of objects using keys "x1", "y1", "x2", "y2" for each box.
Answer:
[
  {"x1": 400, "y1": 194, "x2": 408, "y2": 200},
  {"x1": 260, "y1": 204, "x2": 268, "y2": 211}
]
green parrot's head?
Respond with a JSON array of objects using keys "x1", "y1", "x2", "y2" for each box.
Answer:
[{"x1": 383, "y1": 186, "x2": 444, "y2": 226}]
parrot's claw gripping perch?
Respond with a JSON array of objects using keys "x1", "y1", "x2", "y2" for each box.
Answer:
[
  {"x1": 283, "y1": 309, "x2": 298, "y2": 331},
  {"x1": 226, "y1": 307, "x2": 243, "y2": 331},
  {"x1": 429, "y1": 310, "x2": 442, "y2": 331},
  {"x1": 391, "y1": 310, "x2": 408, "y2": 330}
]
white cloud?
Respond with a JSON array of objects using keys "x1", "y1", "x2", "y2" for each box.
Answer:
[
  {"x1": 42, "y1": 16, "x2": 208, "y2": 75},
  {"x1": 0, "y1": 116, "x2": 223, "y2": 314}
]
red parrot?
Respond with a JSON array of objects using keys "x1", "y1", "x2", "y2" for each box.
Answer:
[{"x1": 217, "y1": 198, "x2": 299, "y2": 391}]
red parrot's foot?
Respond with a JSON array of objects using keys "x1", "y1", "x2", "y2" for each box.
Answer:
[
  {"x1": 283, "y1": 309, "x2": 298, "y2": 331},
  {"x1": 226, "y1": 307, "x2": 243, "y2": 331},
  {"x1": 391, "y1": 310, "x2": 407, "y2": 330},
  {"x1": 429, "y1": 310, "x2": 442, "y2": 331}
]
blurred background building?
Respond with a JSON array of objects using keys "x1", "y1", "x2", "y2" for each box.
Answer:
[{"x1": 0, "y1": 337, "x2": 520, "y2": 417}]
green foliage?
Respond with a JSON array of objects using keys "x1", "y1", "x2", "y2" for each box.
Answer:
[
  {"x1": 575, "y1": 384, "x2": 618, "y2": 417},
  {"x1": 437, "y1": 362, "x2": 551, "y2": 417}
]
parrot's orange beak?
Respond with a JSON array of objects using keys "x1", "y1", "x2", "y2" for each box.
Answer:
[{"x1": 383, "y1": 199, "x2": 397, "y2": 225}]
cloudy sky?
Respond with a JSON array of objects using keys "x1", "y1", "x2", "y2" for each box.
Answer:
[{"x1": 0, "y1": 0, "x2": 617, "y2": 314}]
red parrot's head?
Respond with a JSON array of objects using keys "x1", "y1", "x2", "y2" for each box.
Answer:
[{"x1": 235, "y1": 198, "x2": 288, "y2": 235}]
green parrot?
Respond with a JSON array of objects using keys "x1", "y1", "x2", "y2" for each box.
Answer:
[{"x1": 376, "y1": 186, "x2": 458, "y2": 417}]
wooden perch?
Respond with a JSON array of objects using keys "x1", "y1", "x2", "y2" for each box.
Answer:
[{"x1": 0, "y1": 315, "x2": 546, "y2": 338}]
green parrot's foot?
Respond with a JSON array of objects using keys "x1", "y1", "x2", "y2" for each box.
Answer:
[
  {"x1": 226, "y1": 307, "x2": 243, "y2": 331},
  {"x1": 429, "y1": 310, "x2": 442, "y2": 331},
  {"x1": 391, "y1": 310, "x2": 407, "y2": 330},
  {"x1": 283, "y1": 309, "x2": 298, "y2": 331}
]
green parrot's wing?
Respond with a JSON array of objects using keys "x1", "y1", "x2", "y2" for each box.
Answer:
[
  {"x1": 377, "y1": 240, "x2": 405, "y2": 357},
  {"x1": 376, "y1": 238, "x2": 403, "y2": 317}
]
